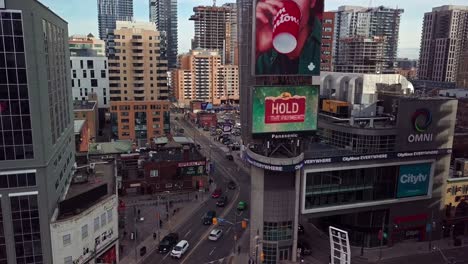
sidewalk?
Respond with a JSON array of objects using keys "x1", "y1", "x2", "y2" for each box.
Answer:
[
  {"x1": 228, "y1": 226, "x2": 251, "y2": 264},
  {"x1": 119, "y1": 193, "x2": 210, "y2": 264},
  {"x1": 353, "y1": 236, "x2": 468, "y2": 263}
]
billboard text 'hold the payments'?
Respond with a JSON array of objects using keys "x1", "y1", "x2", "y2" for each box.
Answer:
[
  {"x1": 252, "y1": 86, "x2": 318, "y2": 135},
  {"x1": 254, "y1": 0, "x2": 324, "y2": 75}
]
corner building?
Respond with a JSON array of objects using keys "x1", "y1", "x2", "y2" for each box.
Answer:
[{"x1": 0, "y1": 0, "x2": 75, "y2": 263}]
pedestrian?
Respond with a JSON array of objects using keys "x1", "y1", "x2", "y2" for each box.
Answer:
[
  {"x1": 237, "y1": 245, "x2": 241, "y2": 255},
  {"x1": 153, "y1": 232, "x2": 156, "y2": 240},
  {"x1": 159, "y1": 219, "x2": 163, "y2": 228},
  {"x1": 173, "y1": 209, "x2": 176, "y2": 216},
  {"x1": 123, "y1": 231, "x2": 127, "y2": 238},
  {"x1": 195, "y1": 194, "x2": 198, "y2": 200}
]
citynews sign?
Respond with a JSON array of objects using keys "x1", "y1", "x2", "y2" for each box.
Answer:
[{"x1": 246, "y1": 148, "x2": 451, "y2": 172}]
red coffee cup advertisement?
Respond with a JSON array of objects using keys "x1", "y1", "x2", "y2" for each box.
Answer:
[
  {"x1": 272, "y1": 0, "x2": 301, "y2": 54},
  {"x1": 254, "y1": 0, "x2": 324, "y2": 76}
]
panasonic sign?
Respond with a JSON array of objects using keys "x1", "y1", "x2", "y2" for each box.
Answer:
[
  {"x1": 408, "y1": 109, "x2": 433, "y2": 143},
  {"x1": 397, "y1": 163, "x2": 431, "y2": 198}
]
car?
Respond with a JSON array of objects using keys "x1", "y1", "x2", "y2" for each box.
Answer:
[
  {"x1": 203, "y1": 126, "x2": 210, "y2": 131},
  {"x1": 211, "y1": 188, "x2": 222, "y2": 198},
  {"x1": 227, "y1": 181, "x2": 237, "y2": 190},
  {"x1": 297, "y1": 241, "x2": 311, "y2": 256},
  {"x1": 226, "y1": 154, "x2": 234, "y2": 161},
  {"x1": 208, "y1": 229, "x2": 223, "y2": 241},
  {"x1": 298, "y1": 224, "x2": 305, "y2": 235},
  {"x1": 216, "y1": 196, "x2": 228, "y2": 207},
  {"x1": 203, "y1": 210, "x2": 217, "y2": 225},
  {"x1": 158, "y1": 233, "x2": 179, "y2": 253},
  {"x1": 170, "y1": 240, "x2": 189, "y2": 259},
  {"x1": 237, "y1": 201, "x2": 247, "y2": 211}
]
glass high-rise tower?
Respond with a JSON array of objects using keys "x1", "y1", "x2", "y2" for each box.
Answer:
[
  {"x1": 98, "y1": 0, "x2": 133, "y2": 41},
  {"x1": 149, "y1": 0, "x2": 178, "y2": 69}
]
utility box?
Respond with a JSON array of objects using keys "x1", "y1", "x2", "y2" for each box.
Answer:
[{"x1": 322, "y1": 100, "x2": 349, "y2": 117}]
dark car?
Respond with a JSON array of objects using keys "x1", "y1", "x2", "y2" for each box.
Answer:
[
  {"x1": 227, "y1": 180, "x2": 237, "y2": 190},
  {"x1": 298, "y1": 224, "x2": 305, "y2": 235},
  {"x1": 158, "y1": 233, "x2": 179, "y2": 253},
  {"x1": 211, "y1": 188, "x2": 222, "y2": 198},
  {"x1": 203, "y1": 210, "x2": 217, "y2": 225},
  {"x1": 297, "y1": 240, "x2": 311, "y2": 256},
  {"x1": 226, "y1": 154, "x2": 234, "y2": 161},
  {"x1": 216, "y1": 196, "x2": 228, "y2": 207}
]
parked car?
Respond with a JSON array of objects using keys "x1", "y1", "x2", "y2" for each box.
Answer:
[
  {"x1": 208, "y1": 229, "x2": 223, "y2": 241},
  {"x1": 158, "y1": 233, "x2": 179, "y2": 253},
  {"x1": 170, "y1": 240, "x2": 189, "y2": 259},
  {"x1": 216, "y1": 196, "x2": 228, "y2": 207},
  {"x1": 203, "y1": 210, "x2": 217, "y2": 225},
  {"x1": 211, "y1": 188, "x2": 222, "y2": 198},
  {"x1": 203, "y1": 126, "x2": 210, "y2": 131},
  {"x1": 227, "y1": 181, "x2": 237, "y2": 190},
  {"x1": 297, "y1": 240, "x2": 311, "y2": 256},
  {"x1": 230, "y1": 142, "x2": 240, "y2": 151},
  {"x1": 237, "y1": 201, "x2": 247, "y2": 211}
]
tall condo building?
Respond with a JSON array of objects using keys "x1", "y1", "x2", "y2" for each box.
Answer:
[
  {"x1": 189, "y1": 3, "x2": 238, "y2": 64},
  {"x1": 149, "y1": 0, "x2": 178, "y2": 69},
  {"x1": 0, "y1": 0, "x2": 75, "y2": 263},
  {"x1": 334, "y1": 5, "x2": 403, "y2": 71},
  {"x1": 107, "y1": 21, "x2": 169, "y2": 101},
  {"x1": 335, "y1": 36, "x2": 385, "y2": 74},
  {"x1": 97, "y1": 0, "x2": 133, "y2": 41},
  {"x1": 418, "y1": 5, "x2": 468, "y2": 83},
  {"x1": 69, "y1": 37, "x2": 110, "y2": 110},
  {"x1": 172, "y1": 49, "x2": 239, "y2": 106}
]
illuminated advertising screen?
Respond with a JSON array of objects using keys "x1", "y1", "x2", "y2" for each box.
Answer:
[
  {"x1": 252, "y1": 85, "x2": 318, "y2": 134},
  {"x1": 253, "y1": 0, "x2": 324, "y2": 76},
  {"x1": 397, "y1": 163, "x2": 432, "y2": 198}
]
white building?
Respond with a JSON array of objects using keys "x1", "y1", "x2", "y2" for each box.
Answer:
[
  {"x1": 71, "y1": 56, "x2": 110, "y2": 108},
  {"x1": 50, "y1": 163, "x2": 119, "y2": 264}
]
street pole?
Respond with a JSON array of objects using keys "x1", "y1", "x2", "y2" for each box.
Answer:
[
  {"x1": 379, "y1": 212, "x2": 386, "y2": 260},
  {"x1": 157, "y1": 195, "x2": 161, "y2": 243},
  {"x1": 234, "y1": 211, "x2": 237, "y2": 255},
  {"x1": 134, "y1": 206, "x2": 137, "y2": 262},
  {"x1": 429, "y1": 210, "x2": 434, "y2": 251}
]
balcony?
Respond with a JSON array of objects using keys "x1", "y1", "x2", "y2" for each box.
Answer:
[{"x1": 132, "y1": 48, "x2": 143, "y2": 53}]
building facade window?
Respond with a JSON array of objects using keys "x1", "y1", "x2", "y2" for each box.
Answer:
[
  {"x1": 81, "y1": 225, "x2": 88, "y2": 239},
  {"x1": 0, "y1": 201, "x2": 7, "y2": 263},
  {"x1": 62, "y1": 234, "x2": 71, "y2": 246},
  {"x1": 10, "y1": 194, "x2": 42, "y2": 263}
]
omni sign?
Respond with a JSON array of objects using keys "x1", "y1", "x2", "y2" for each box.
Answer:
[{"x1": 408, "y1": 109, "x2": 433, "y2": 143}]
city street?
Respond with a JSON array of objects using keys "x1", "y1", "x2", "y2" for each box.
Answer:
[{"x1": 138, "y1": 113, "x2": 251, "y2": 264}]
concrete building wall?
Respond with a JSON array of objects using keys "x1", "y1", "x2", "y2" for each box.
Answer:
[
  {"x1": 321, "y1": 12, "x2": 335, "y2": 72},
  {"x1": 74, "y1": 102, "x2": 99, "y2": 141},
  {"x1": 50, "y1": 195, "x2": 118, "y2": 264},
  {"x1": 335, "y1": 36, "x2": 385, "y2": 74},
  {"x1": 71, "y1": 56, "x2": 110, "y2": 108},
  {"x1": 108, "y1": 21, "x2": 169, "y2": 101},
  {"x1": 69, "y1": 35, "x2": 106, "y2": 56},
  {"x1": 98, "y1": 0, "x2": 133, "y2": 41}
]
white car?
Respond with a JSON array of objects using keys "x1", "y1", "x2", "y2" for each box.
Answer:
[
  {"x1": 171, "y1": 240, "x2": 189, "y2": 259},
  {"x1": 208, "y1": 229, "x2": 223, "y2": 241}
]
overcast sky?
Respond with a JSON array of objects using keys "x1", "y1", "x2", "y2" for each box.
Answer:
[{"x1": 40, "y1": 0, "x2": 468, "y2": 59}]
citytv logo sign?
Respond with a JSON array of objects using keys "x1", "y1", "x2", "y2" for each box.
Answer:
[
  {"x1": 408, "y1": 109, "x2": 433, "y2": 143},
  {"x1": 397, "y1": 163, "x2": 431, "y2": 198}
]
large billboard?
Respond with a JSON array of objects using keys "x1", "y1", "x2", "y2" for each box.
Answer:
[
  {"x1": 397, "y1": 163, "x2": 432, "y2": 198},
  {"x1": 253, "y1": 0, "x2": 323, "y2": 76},
  {"x1": 252, "y1": 85, "x2": 318, "y2": 135}
]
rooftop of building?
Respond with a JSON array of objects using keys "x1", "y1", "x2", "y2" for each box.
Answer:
[
  {"x1": 153, "y1": 136, "x2": 195, "y2": 145},
  {"x1": 73, "y1": 100, "x2": 97, "y2": 111},
  {"x1": 74, "y1": 120, "x2": 86, "y2": 135},
  {"x1": 88, "y1": 140, "x2": 134, "y2": 155},
  {"x1": 432, "y1": 5, "x2": 468, "y2": 12},
  {"x1": 116, "y1": 20, "x2": 157, "y2": 31},
  {"x1": 56, "y1": 163, "x2": 115, "y2": 220}
]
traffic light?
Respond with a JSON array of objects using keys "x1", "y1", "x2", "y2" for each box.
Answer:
[
  {"x1": 260, "y1": 252, "x2": 265, "y2": 262},
  {"x1": 242, "y1": 220, "x2": 247, "y2": 229},
  {"x1": 212, "y1": 217, "x2": 218, "y2": 225}
]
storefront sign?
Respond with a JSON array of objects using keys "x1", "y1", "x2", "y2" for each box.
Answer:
[
  {"x1": 397, "y1": 163, "x2": 431, "y2": 198},
  {"x1": 178, "y1": 161, "x2": 206, "y2": 168},
  {"x1": 245, "y1": 154, "x2": 302, "y2": 172},
  {"x1": 179, "y1": 165, "x2": 205, "y2": 177}
]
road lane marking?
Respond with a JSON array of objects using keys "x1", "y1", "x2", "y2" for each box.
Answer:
[
  {"x1": 226, "y1": 226, "x2": 232, "y2": 234},
  {"x1": 209, "y1": 247, "x2": 216, "y2": 256},
  {"x1": 184, "y1": 230, "x2": 192, "y2": 237},
  {"x1": 162, "y1": 252, "x2": 170, "y2": 260}
]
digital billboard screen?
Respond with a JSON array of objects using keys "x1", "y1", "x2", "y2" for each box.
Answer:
[
  {"x1": 397, "y1": 163, "x2": 432, "y2": 198},
  {"x1": 253, "y1": 0, "x2": 323, "y2": 76},
  {"x1": 252, "y1": 85, "x2": 318, "y2": 134}
]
